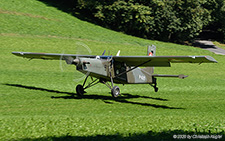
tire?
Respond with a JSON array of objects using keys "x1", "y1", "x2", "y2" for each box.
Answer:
[
  {"x1": 154, "y1": 87, "x2": 159, "y2": 92},
  {"x1": 76, "y1": 84, "x2": 84, "y2": 96},
  {"x1": 111, "y1": 86, "x2": 120, "y2": 97}
]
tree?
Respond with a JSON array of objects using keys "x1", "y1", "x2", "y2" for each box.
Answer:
[{"x1": 75, "y1": 0, "x2": 223, "y2": 43}]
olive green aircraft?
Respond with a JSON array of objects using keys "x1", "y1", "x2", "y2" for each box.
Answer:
[{"x1": 12, "y1": 45, "x2": 217, "y2": 97}]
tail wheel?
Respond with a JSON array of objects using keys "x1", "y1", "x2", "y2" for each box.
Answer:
[
  {"x1": 154, "y1": 87, "x2": 159, "y2": 92},
  {"x1": 76, "y1": 84, "x2": 84, "y2": 96},
  {"x1": 111, "y1": 86, "x2": 120, "y2": 97}
]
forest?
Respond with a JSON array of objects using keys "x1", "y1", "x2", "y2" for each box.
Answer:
[{"x1": 42, "y1": 0, "x2": 225, "y2": 43}]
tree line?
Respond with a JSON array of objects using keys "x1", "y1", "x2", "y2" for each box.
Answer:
[{"x1": 46, "y1": 0, "x2": 225, "y2": 43}]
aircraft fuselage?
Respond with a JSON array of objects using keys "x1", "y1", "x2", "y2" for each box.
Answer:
[{"x1": 76, "y1": 57, "x2": 154, "y2": 84}]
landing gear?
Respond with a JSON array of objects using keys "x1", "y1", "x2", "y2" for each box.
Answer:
[
  {"x1": 150, "y1": 77, "x2": 159, "y2": 92},
  {"x1": 111, "y1": 86, "x2": 120, "y2": 97},
  {"x1": 154, "y1": 86, "x2": 159, "y2": 92},
  {"x1": 75, "y1": 75, "x2": 99, "y2": 97},
  {"x1": 100, "y1": 78, "x2": 121, "y2": 98},
  {"x1": 75, "y1": 73, "x2": 121, "y2": 97},
  {"x1": 76, "y1": 84, "x2": 84, "y2": 96}
]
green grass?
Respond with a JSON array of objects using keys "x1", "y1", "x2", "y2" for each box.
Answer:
[
  {"x1": 1, "y1": 0, "x2": 225, "y2": 140},
  {"x1": 214, "y1": 41, "x2": 225, "y2": 50}
]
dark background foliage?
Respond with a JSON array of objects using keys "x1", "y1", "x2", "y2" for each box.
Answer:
[{"x1": 40, "y1": 0, "x2": 225, "y2": 43}]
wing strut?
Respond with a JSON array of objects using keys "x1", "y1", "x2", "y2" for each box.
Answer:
[{"x1": 114, "y1": 59, "x2": 152, "y2": 79}]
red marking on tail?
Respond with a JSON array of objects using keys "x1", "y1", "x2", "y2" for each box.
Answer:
[{"x1": 148, "y1": 52, "x2": 153, "y2": 56}]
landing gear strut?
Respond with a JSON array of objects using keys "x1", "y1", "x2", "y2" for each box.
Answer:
[
  {"x1": 75, "y1": 74, "x2": 120, "y2": 97},
  {"x1": 76, "y1": 75, "x2": 99, "y2": 97},
  {"x1": 150, "y1": 77, "x2": 159, "y2": 92},
  {"x1": 100, "y1": 79, "x2": 120, "y2": 98}
]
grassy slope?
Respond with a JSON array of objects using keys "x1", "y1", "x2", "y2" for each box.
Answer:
[
  {"x1": 214, "y1": 41, "x2": 225, "y2": 50},
  {"x1": 0, "y1": 0, "x2": 224, "y2": 140}
]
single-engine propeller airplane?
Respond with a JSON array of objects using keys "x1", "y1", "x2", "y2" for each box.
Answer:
[{"x1": 12, "y1": 45, "x2": 217, "y2": 97}]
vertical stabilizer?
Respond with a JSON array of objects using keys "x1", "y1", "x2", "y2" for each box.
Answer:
[
  {"x1": 147, "y1": 45, "x2": 156, "y2": 56},
  {"x1": 143, "y1": 45, "x2": 156, "y2": 74}
]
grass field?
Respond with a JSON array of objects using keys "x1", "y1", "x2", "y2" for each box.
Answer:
[{"x1": 0, "y1": 0, "x2": 224, "y2": 140}]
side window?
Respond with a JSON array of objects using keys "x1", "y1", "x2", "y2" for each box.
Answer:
[
  {"x1": 83, "y1": 64, "x2": 87, "y2": 70},
  {"x1": 114, "y1": 61, "x2": 127, "y2": 81}
]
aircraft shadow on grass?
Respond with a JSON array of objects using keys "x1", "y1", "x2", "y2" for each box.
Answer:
[
  {"x1": 3, "y1": 83, "x2": 184, "y2": 109},
  {"x1": 19, "y1": 130, "x2": 224, "y2": 141}
]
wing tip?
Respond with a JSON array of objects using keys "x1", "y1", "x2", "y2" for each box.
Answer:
[
  {"x1": 205, "y1": 56, "x2": 218, "y2": 63},
  {"x1": 12, "y1": 51, "x2": 24, "y2": 56},
  {"x1": 179, "y1": 74, "x2": 188, "y2": 79}
]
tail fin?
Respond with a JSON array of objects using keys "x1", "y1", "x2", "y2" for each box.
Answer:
[
  {"x1": 147, "y1": 45, "x2": 156, "y2": 56},
  {"x1": 143, "y1": 45, "x2": 156, "y2": 74}
]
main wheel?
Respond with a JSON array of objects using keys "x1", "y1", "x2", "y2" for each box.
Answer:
[
  {"x1": 76, "y1": 84, "x2": 84, "y2": 96},
  {"x1": 111, "y1": 86, "x2": 120, "y2": 97}
]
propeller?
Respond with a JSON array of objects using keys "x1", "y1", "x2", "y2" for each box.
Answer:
[{"x1": 59, "y1": 42, "x2": 92, "y2": 83}]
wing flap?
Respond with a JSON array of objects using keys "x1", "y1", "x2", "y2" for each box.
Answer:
[{"x1": 113, "y1": 56, "x2": 217, "y2": 67}]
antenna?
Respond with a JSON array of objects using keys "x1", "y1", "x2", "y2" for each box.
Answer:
[{"x1": 116, "y1": 50, "x2": 120, "y2": 56}]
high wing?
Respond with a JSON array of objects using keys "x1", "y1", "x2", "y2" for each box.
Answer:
[
  {"x1": 113, "y1": 56, "x2": 217, "y2": 67},
  {"x1": 12, "y1": 52, "x2": 217, "y2": 67},
  {"x1": 12, "y1": 52, "x2": 96, "y2": 60}
]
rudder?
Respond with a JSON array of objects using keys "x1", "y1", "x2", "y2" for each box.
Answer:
[
  {"x1": 147, "y1": 45, "x2": 156, "y2": 56},
  {"x1": 143, "y1": 45, "x2": 156, "y2": 74}
]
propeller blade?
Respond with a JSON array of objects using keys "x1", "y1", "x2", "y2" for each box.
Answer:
[{"x1": 64, "y1": 56, "x2": 75, "y2": 64}]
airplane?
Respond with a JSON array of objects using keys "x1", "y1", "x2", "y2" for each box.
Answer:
[{"x1": 12, "y1": 45, "x2": 217, "y2": 97}]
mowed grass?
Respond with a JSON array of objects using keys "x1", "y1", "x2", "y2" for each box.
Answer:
[{"x1": 0, "y1": 0, "x2": 225, "y2": 140}]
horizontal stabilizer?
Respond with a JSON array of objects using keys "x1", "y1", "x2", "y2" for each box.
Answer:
[{"x1": 152, "y1": 74, "x2": 188, "y2": 79}]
